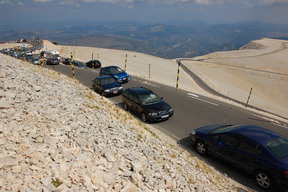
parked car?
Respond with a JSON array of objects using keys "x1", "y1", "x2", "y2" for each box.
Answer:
[
  {"x1": 26, "y1": 56, "x2": 39, "y2": 65},
  {"x1": 46, "y1": 57, "x2": 59, "y2": 65},
  {"x1": 71, "y1": 61, "x2": 87, "y2": 69},
  {"x1": 121, "y1": 87, "x2": 174, "y2": 122},
  {"x1": 92, "y1": 76, "x2": 123, "y2": 97},
  {"x1": 86, "y1": 60, "x2": 101, "y2": 68},
  {"x1": 62, "y1": 58, "x2": 71, "y2": 65},
  {"x1": 100, "y1": 66, "x2": 131, "y2": 83},
  {"x1": 190, "y1": 124, "x2": 288, "y2": 191}
]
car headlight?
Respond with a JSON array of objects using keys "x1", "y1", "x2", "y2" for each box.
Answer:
[
  {"x1": 104, "y1": 89, "x2": 111, "y2": 92},
  {"x1": 119, "y1": 87, "x2": 123, "y2": 89},
  {"x1": 191, "y1": 130, "x2": 196, "y2": 135},
  {"x1": 149, "y1": 112, "x2": 158, "y2": 117},
  {"x1": 169, "y1": 108, "x2": 174, "y2": 113},
  {"x1": 114, "y1": 75, "x2": 119, "y2": 79}
]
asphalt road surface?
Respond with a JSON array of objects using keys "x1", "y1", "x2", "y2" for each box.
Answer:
[{"x1": 45, "y1": 63, "x2": 288, "y2": 192}]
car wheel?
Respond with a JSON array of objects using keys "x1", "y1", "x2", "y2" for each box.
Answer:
[
  {"x1": 254, "y1": 170, "x2": 273, "y2": 190},
  {"x1": 100, "y1": 91, "x2": 105, "y2": 96},
  {"x1": 123, "y1": 102, "x2": 129, "y2": 111},
  {"x1": 141, "y1": 113, "x2": 147, "y2": 122},
  {"x1": 195, "y1": 140, "x2": 207, "y2": 155}
]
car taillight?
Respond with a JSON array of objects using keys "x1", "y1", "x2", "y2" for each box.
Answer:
[{"x1": 284, "y1": 171, "x2": 288, "y2": 178}]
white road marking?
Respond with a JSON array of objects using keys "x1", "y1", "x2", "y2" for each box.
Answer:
[
  {"x1": 188, "y1": 94, "x2": 219, "y2": 106},
  {"x1": 271, "y1": 123, "x2": 288, "y2": 129},
  {"x1": 133, "y1": 79, "x2": 160, "y2": 88},
  {"x1": 251, "y1": 113, "x2": 288, "y2": 129},
  {"x1": 187, "y1": 93, "x2": 199, "y2": 97}
]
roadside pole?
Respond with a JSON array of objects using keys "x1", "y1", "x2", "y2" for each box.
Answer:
[
  {"x1": 124, "y1": 54, "x2": 127, "y2": 71},
  {"x1": 71, "y1": 53, "x2": 75, "y2": 79},
  {"x1": 176, "y1": 60, "x2": 181, "y2": 91},
  {"x1": 92, "y1": 53, "x2": 94, "y2": 69},
  {"x1": 246, "y1": 87, "x2": 253, "y2": 107},
  {"x1": 149, "y1": 64, "x2": 151, "y2": 79}
]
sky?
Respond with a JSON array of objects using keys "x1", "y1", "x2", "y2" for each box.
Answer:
[{"x1": 1, "y1": 0, "x2": 288, "y2": 26}]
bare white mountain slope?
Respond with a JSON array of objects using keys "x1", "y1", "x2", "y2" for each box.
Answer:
[{"x1": 0, "y1": 51, "x2": 252, "y2": 191}]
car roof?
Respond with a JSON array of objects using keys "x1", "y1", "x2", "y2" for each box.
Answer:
[
  {"x1": 229, "y1": 125, "x2": 281, "y2": 145},
  {"x1": 126, "y1": 87, "x2": 152, "y2": 94}
]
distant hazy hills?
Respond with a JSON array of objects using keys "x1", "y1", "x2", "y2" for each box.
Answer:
[{"x1": 1, "y1": 21, "x2": 288, "y2": 59}]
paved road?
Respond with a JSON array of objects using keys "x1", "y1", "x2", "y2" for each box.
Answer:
[{"x1": 45, "y1": 63, "x2": 288, "y2": 192}]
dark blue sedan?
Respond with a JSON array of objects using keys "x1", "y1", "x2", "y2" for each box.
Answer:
[
  {"x1": 92, "y1": 76, "x2": 123, "y2": 97},
  {"x1": 190, "y1": 124, "x2": 288, "y2": 191}
]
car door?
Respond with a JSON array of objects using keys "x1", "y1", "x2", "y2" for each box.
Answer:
[
  {"x1": 234, "y1": 138, "x2": 264, "y2": 174},
  {"x1": 214, "y1": 133, "x2": 241, "y2": 164},
  {"x1": 93, "y1": 79, "x2": 102, "y2": 93},
  {"x1": 129, "y1": 92, "x2": 143, "y2": 116}
]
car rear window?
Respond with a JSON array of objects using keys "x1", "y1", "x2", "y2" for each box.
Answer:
[
  {"x1": 266, "y1": 137, "x2": 288, "y2": 158},
  {"x1": 100, "y1": 78, "x2": 116, "y2": 85}
]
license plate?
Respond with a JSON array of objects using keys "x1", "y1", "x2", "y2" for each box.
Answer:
[
  {"x1": 123, "y1": 78, "x2": 127, "y2": 80},
  {"x1": 113, "y1": 91, "x2": 118, "y2": 94},
  {"x1": 161, "y1": 115, "x2": 169, "y2": 119}
]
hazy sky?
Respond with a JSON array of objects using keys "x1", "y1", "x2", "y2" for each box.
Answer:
[{"x1": 1, "y1": 0, "x2": 288, "y2": 25}]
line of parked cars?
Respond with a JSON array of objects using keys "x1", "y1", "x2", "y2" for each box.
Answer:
[
  {"x1": 2, "y1": 45, "x2": 287, "y2": 192},
  {"x1": 89, "y1": 63, "x2": 287, "y2": 191},
  {"x1": 91, "y1": 65, "x2": 173, "y2": 123}
]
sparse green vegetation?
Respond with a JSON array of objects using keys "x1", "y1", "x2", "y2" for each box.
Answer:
[{"x1": 51, "y1": 178, "x2": 63, "y2": 188}]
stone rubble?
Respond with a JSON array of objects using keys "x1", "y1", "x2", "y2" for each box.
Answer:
[{"x1": 0, "y1": 53, "x2": 253, "y2": 191}]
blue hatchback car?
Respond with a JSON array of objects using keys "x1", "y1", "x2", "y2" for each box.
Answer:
[
  {"x1": 190, "y1": 124, "x2": 288, "y2": 191},
  {"x1": 99, "y1": 66, "x2": 131, "y2": 83}
]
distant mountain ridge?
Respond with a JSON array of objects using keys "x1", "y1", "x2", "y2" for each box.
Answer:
[{"x1": 1, "y1": 21, "x2": 288, "y2": 59}]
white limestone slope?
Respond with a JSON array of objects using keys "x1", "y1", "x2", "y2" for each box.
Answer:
[{"x1": 0, "y1": 53, "x2": 252, "y2": 191}]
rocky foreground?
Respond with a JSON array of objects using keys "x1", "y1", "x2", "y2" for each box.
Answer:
[{"x1": 0, "y1": 54, "x2": 251, "y2": 191}]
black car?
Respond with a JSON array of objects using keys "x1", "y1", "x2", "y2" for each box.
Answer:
[
  {"x1": 86, "y1": 60, "x2": 101, "y2": 68},
  {"x1": 121, "y1": 87, "x2": 174, "y2": 122},
  {"x1": 46, "y1": 57, "x2": 59, "y2": 65},
  {"x1": 62, "y1": 58, "x2": 71, "y2": 65},
  {"x1": 92, "y1": 76, "x2": 123, "y2": 97},
  {"x1": 71, "y1": 61, "x2": 87, "y2": 69},
  {"x1": 190, "y1": 124, "x2": 288, "y2": 191}
]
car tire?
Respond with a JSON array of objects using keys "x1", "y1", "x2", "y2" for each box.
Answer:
[
  {"x1": 100, "y1": 91, "x2": 105, "y2": 96},
  {"x1": 195, "y1": 140, "x2": 207, "y2": 155},
  {"x1": 254, "y1": 170, "x2": 273, "y2": 190},
  {"x1": 123, "y1": 102, "x2": 129, "y2": 111},
  {"x1": 141, "y1": 113, "x2": 147, "y2": 122}
]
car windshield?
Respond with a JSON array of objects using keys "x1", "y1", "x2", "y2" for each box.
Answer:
[
  {"x1": 139, "y1": 92, "x2": 162, "y2": 105},
  {"x1": 109, "y1": 67, "x2": 124, "y2": 74},
  {"x1": 100, "y1": 78, "x2": 116, "y2": 85},
  {"x1": 266, "y1": 137, "x2": 288, "y2": 158}
]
